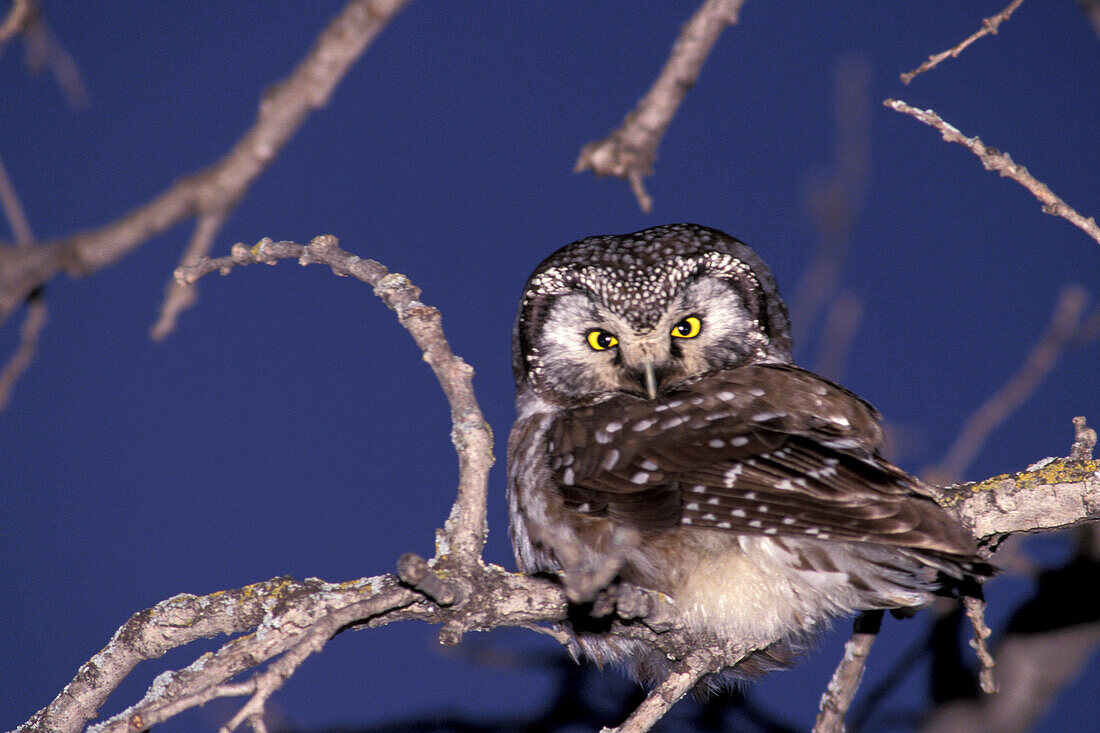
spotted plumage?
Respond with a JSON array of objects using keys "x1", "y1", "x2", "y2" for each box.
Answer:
[{"x1": 507, "y1": 223, "x2": 988, "y2": 685}]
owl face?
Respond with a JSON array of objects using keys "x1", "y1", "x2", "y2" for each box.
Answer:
[{"x1": 514, "y1": 224, "x2": 793, "y2": 405}]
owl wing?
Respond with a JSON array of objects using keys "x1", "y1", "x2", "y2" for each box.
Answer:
[{"x1": 548, "y1": 363, "x2": 979, "y2": 560}]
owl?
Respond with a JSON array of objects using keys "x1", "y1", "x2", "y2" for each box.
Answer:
[{"x1": 507, "y1": 223, "x2": 988, "y2": 685}]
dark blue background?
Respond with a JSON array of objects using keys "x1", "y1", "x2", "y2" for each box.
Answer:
[{"x1": 3, "y1": 2, "x2": 1098, "y2": 730}]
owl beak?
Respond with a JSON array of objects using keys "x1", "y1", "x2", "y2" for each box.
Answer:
[{"x1": 642, "y1": 361, "x2": 659, "y2": 400}]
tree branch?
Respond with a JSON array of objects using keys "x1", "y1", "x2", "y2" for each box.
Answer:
[
  {"x1": 600, "y1": 650, "x2": 722, "y2": 733},
  {"x1": 0, "y1": 0, "x2": 34, "y2": 43},
  {"x1": 900, "y1": 0, "x2": 1027, "y2": 84},
  {"x1": 814, "y1": 611, "x2": 883, "y2": 733},
  {"x1": 938, "y1": 418, "x2": 1099, "y2": 545},
  {"x1": 884, "y1": 99, "x2": 1100, "y2": 248},
  {"x1": 574, "y1": 0, "x2": 748, "y2": 213},
  {"x1": 0, "y1": 0, "x2": 411, "y2": 324}
]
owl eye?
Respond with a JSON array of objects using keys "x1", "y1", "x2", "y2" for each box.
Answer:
[
  {"x1": 671, "y1": 316, "x2": 702, "y2": 339},
  {"x1": 586, "y1": 329, "x2": 619, "y2": 351}
]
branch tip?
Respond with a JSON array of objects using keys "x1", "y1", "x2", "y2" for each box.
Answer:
[{"x1": 1072, "y1": 416, "x2": 1097, "y2": 461}]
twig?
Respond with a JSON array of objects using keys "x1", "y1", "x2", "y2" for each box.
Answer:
[
  {"x1": 599, "y1": 651, "x2": 720, "y2": 733},
  {"x1": 574, "y1": 0, "x2": 748, "y2": 213},
  {"x1": 814, "y1": 611, "x2": 882, "y2": 733},
  {"x1": 1080, "y1": 0, "x2": 1100, "y2": 38},
  {"x1": 1072, "y1": 416, "x2": 1097, "y2": 461},
  {"x1": 884, "y1": 99, "x2": 1100, "y2": 248},
  {"x1": 901, "y1": 0, "x2": 1027, "y2": 84},
  {"x1": 0, "y1": 288, "x2": 46, "y2": 410},
  {"x1": 962, "y1": 595, "x2": 997, "y2": 694},
  {"x1": 0, "y1": 0, "x2": 412, "y2": 322},
  {"x1": 0, "y1": 149, "x2": 46, "y2": 411},
  {"x1": 926, "y1": 285, "x2": 1096, "y2": 484},
  {"x1": 150, "y1": 209, "x2": 230, "y2": 341},
  {"x1": 176, "y1": 236, "x2": 493, "y2": 562},
  {"x1": 17, "y1": 4, "x2": 88, "y2": 108},
  {"x1": 0, "y1": 0, "x2": 33, "y2": 43},
  {"x1": 0, "y1": 149, "x2": 35, "y2": 246}
]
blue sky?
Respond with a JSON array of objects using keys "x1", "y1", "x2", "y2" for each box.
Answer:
[{"x1": 3, "y1": 2, "x2": 1099, "y2": 731}]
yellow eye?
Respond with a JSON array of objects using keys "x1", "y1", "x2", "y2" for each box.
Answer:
[
  {"x1": 586, "y1": 330, "x2": 618, "y2": 351},
  {"x1": 671, "y1": 316, "x2": 702, "y2": 339}
]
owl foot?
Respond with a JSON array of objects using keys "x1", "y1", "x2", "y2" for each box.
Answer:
[
  {"x1": 590, "y1": 582, "x2": 678, "y2": 632},
  {"x1": 557, "y1": 525, "x2": 641, "y2": 604}
]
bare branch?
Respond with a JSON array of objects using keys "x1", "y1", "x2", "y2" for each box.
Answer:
[
  {"x1": 89, "y1": 588, "x2": 416, "y2": 733},
  {"x1": 813, "y1": 289, "x2": 862, "y2": 383},
  {"x1": 0, "y1": 149, "x2": 35, "y2": 246},
  {"x1": 884, "y1": 99, "x2": 1100, "y2": 248},
  {"x1": 1080, "y1": 0, "x2": 1100, "y2": 38},
  {"x1": 19, "y1": 7, "x2": 88, "y2": 108},
  {"x1": 815, "y1": 611, "x2": 882, "y2": 733},
  {"x1": 150, "y1": 209, "x2": 230, "y2": 341},
  {"x1": 599, "y1": 650, "x2": 721, "y2": 733},
  {"x1": 0, "y1": 288, "x2": 46, "y2": 410},
  {"x1": 963, "y1": 595, "x2": 997, "y2": 694},
  {"x1": 574, "y1": 0, "x2": 748, "y2": 213},
  {"x1": 0, "y1": 0, "x2": 33, "y2": 44},
  {"x1": 0, "y1": 0, "x2": 412, "y2": 322},
  {"x1": 900, "y1": 0, "x2": 1027, "y2": 84},
  {"x1": 791, "y1": 55, "x2": 870, "y2": 353},
  {"x1": 0, "y1": 149, "x2": 46, "y2": 411}
]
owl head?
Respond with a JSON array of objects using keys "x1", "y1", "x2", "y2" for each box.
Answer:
[{"x1": 514, "y1": 223, "x2": 793, "y2": 406}]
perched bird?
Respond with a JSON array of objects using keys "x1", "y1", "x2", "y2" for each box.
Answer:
[{"x1": 507, "y1": 223, "x2": 988, "y2": 685}]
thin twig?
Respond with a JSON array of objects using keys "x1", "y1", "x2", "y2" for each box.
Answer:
[
  {"x1": 901, "y1": 0, "x2": 1027, "y2": 84},
  {"x1": 574, "y1": 0, "x2": 748, "y2": 213},
  {"x1": 19, "y1": 6, "x2": 88, "y2": 108},
  {"x1": 0, "y1": 289, "x2": 46, "y2": 410},
  {"x1": 815, "y1": 611, "x2": 882, "y2": 733},
  {"x1": 0, "y1": 149, "x2": 45, "y2": 411},
  {"x1": 962, "y1": 595, "x2": 997, "y2": 694},
  {"x1": 150, "y1": 209, "x2": 230, "y2": 341},
  {"x1": 0, "y1": 149, "x2": 35, "y2": 246},
  {"x1": 0, "y1": 0, "x2": 412, "y2": 322},
  {"x1": 0, "y1": 0, "x2": 33, "y2": 43},
  {"x1": 926, "y1": 285, "x2": 1096, "y2": 484},
  {"x1": 884, "y1": 99, "x2": 1100, "y2": 248},
  {"x1": 1080, "y1": 0, "x2": 1100, "y2": 38},
  {"x1": 599, "y1": 651, "x2": 720, "y2": 733},
  {"x1": 1072, "y1": 416, "x2": 1097, "y2": 461}
]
